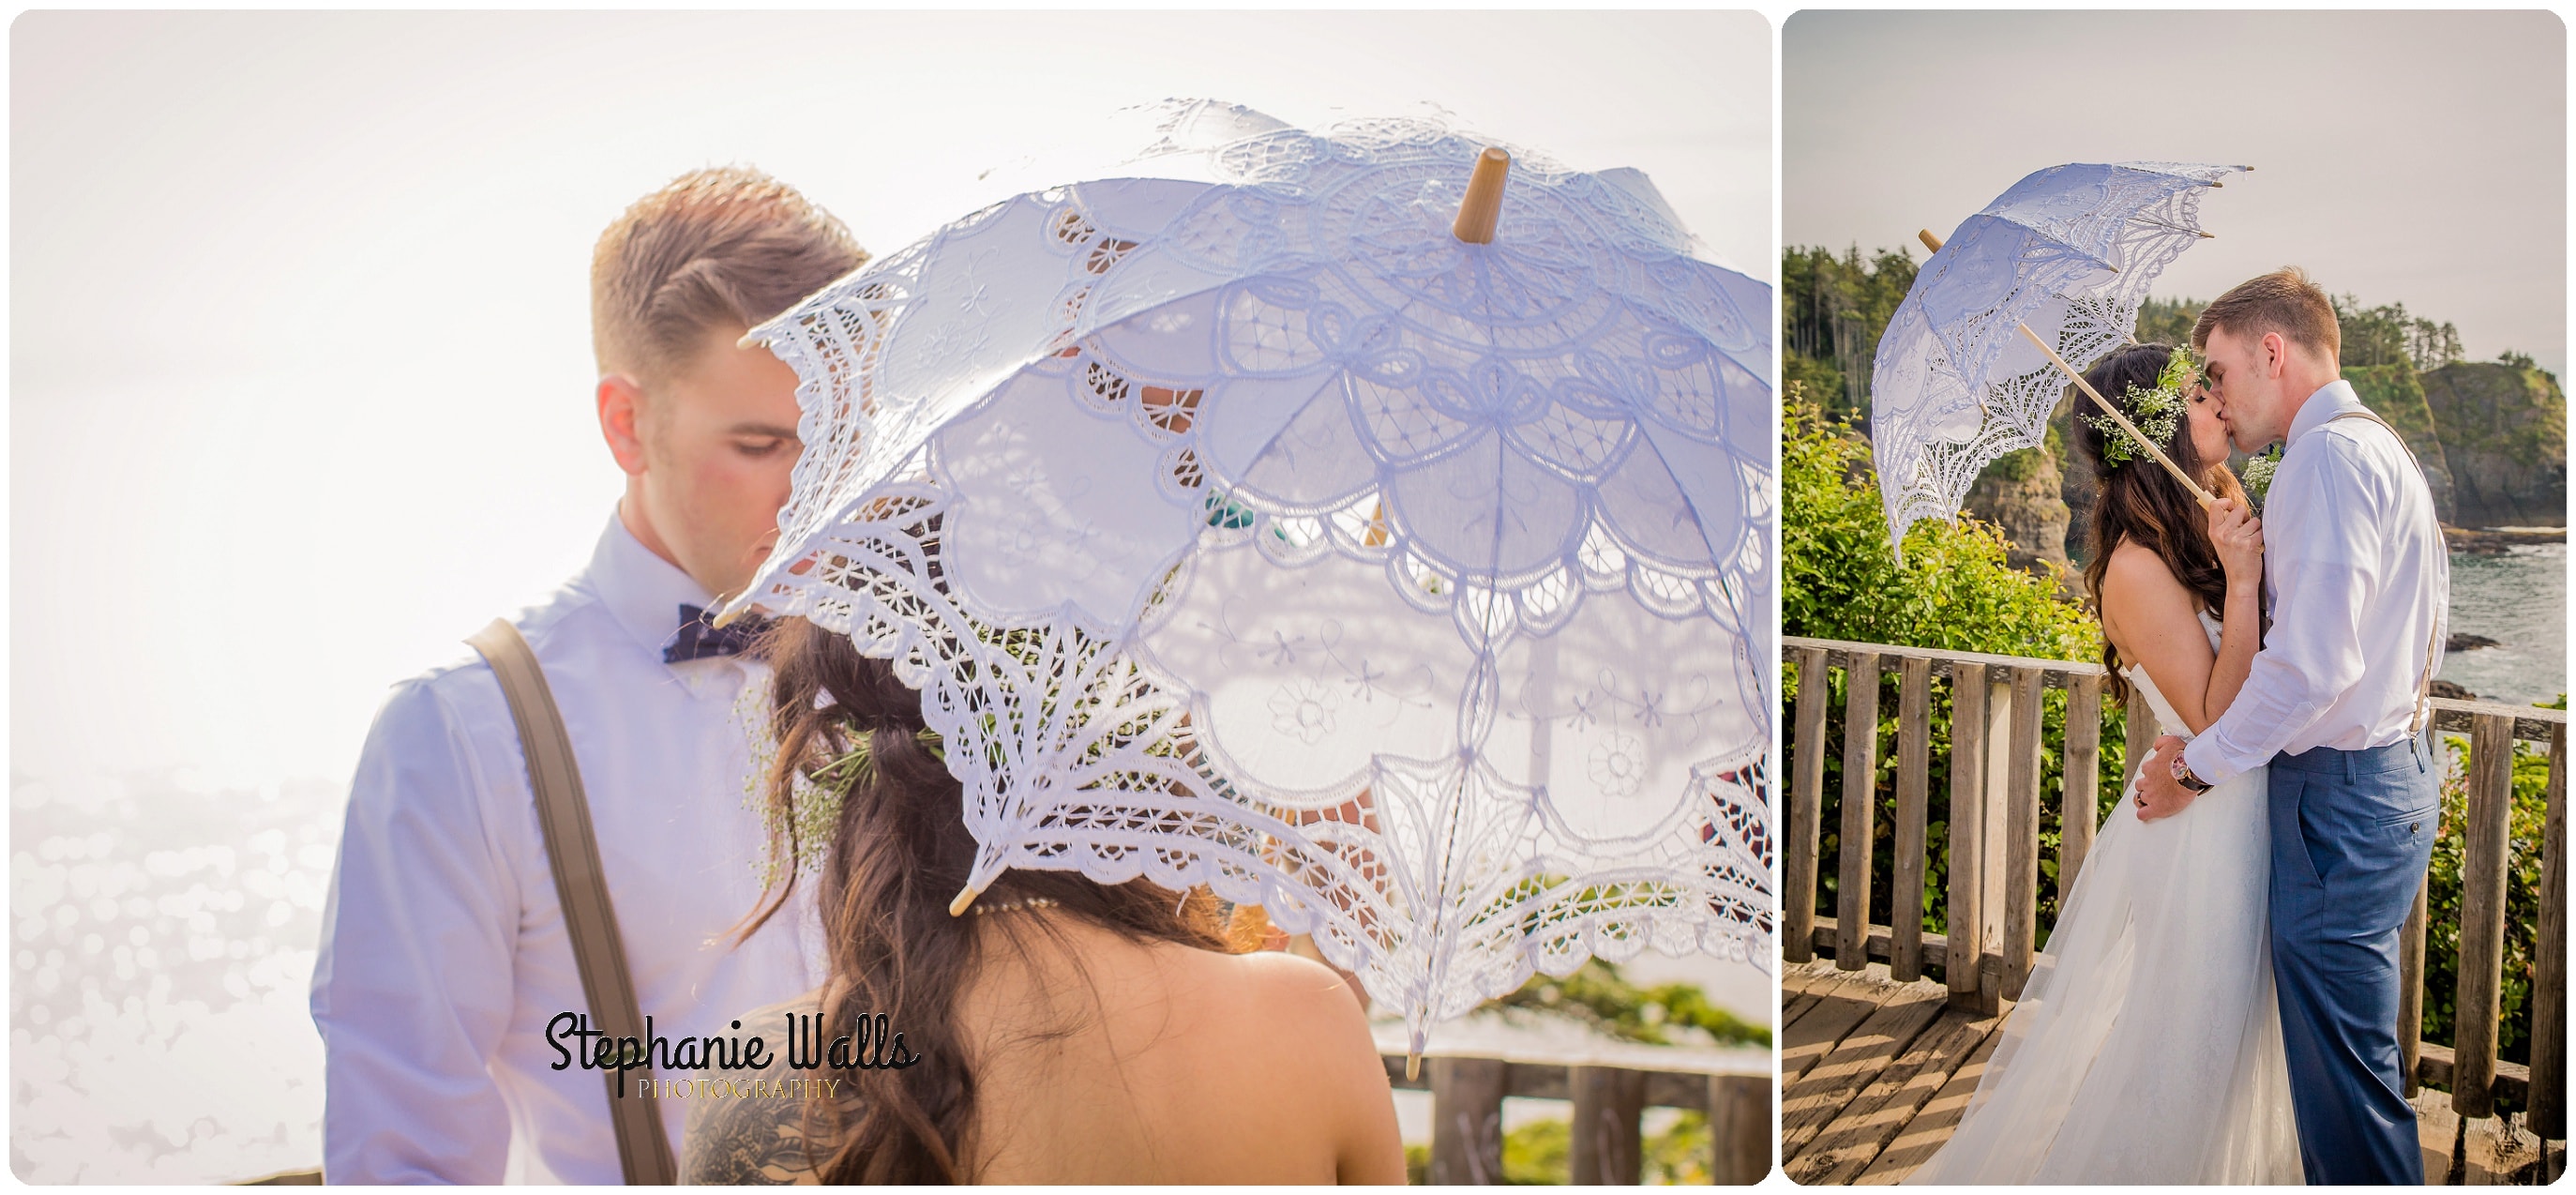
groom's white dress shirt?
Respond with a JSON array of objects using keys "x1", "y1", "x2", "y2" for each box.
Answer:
[
  {"x1": 311, "y1": 515, "x2": 822, "y2": 1184},
  {"x1": 2183, "y1": 379, "x2": 2450, "y2": 784}
]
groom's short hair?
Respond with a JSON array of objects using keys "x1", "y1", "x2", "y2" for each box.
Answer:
[
  {"x1": 591, "y1": 166, "x2": 868, "y2": 386},
  {"x1": 2191, "y1": 267, "x2": 2340, "y2": 362}
]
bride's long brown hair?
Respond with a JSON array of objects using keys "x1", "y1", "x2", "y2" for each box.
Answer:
[
  {"x1": 734, "y1": 617, "x2": 1243, "y2": 1183},
  {"x1": 2072, "y1": 342, "x2": 2250, "y2": 705}
]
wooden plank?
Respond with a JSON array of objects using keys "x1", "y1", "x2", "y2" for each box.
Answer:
[
  {"x1": 1780, "y1": 639, "x2": 2569, "y2": 741},
  {"x1": 1838, "y1": 651, "x2": 1882, "y2": 971},
  {"x1": 1428, "y1": 1056, "x2": 1507, "y2": 1184},
  {"x1": 1945, "y1": 665, "x2": 1988, "y2": 1011},
  {"x1": 1783, "y1": 965, "x2": 1903, "y2": 1085},
  {"x1": 2402, "y1": 874, "x2": 2430, "y2": 1097},
  {"x1": 1708, "y1": 1073, "x2": 1771, "y2": 1185},
  {"x1": 1808, "y1": 916, "x2": 2005, "y2": 990},
  {"x1": 1786, "y1": 1003, "x2": 2009, "y2": 1185},
  {"x1": 1780, "y1": 982, "x2": 1948, "y2": 1157},
  {"x1": 2059, "y1": 673, "x2": 2101, "y2": 902},
  {"x1": 1781, "y1": 636, "x2": 2102, "y2": 685},
  {"x1": 1891, "y1": 657, "x2": 1932, "y2": 982},
  {"x1": 2001, "y1": 666, "x2": 2044, "y2": 1001},
  {"x1": 2464, "y1": 1113, "x2": 2543, "y2": 1184},
  {"x1": 2121, "y1": 687, "x2": 2158, "y2": 800},
  {"x1": 1783, "y1": 956, "x2": 1840, "y2": 1032},
  {"x1": 1981, "y1": 674, "x2": 2011, "y2": 952},
  {"x1": 1852, "y1": 1015, "x2": 2009, "y2": 1185},
  {"x1": 2413, "y1": 1089, "x2": 2463, "y2": 1186},
  {"x1": 2454, "y1": 712, "x2": 2516, "y2": 1119},
  {"x1": 2427, "y1": 698, "x2": 2572, "y2": 743},
  {"x1": 2418, "y1": 1041, "x2": 2533, "y2": 1107},
  {"x1": 1568, "y1": 1066, "x2": 1645, "y2": 1184},
  {"x1": 2534, "y1": 722, "x2": 2568, "y2": 1140},
  {"x1": 1786, "y1": 646, "x2": 1829, "y2": 965}
]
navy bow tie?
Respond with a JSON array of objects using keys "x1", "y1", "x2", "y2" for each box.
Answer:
[{"x1": 664, "y1": 604, "x2": 767, "y2": 664}]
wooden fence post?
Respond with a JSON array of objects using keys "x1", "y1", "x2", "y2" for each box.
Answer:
[
  {"x1": 1785, "y1": 647, "x2": 1828, "y2": 965},
  {"x1": 1981, "y1": 673, "x2": 2012, "y2": 967},
  {"x1": 2454, "y1": 713, "x2": 2516, "y2": 1119},
  {"x1": 1569, "y1": 1066, "x2": 1645, "y2": 1184},
  {"x1": 2121, "y1": 691, "x2": 2157, "y2": 796},
  {"x1": 1891, "y1": 657, "x2": 1933, "y2": 981},
  {"x1": 1946, "y1": 664, "x2": 1989, "y2": 1011},
  {"x1": 1429, "y1": 1056, "x2": 1507, "y2": 1184},
  {"x1": 2400, "y1": 874, "x2": 2429, "y2": 1097},
  {"x1": 1836, "y1": 653, "x2": 1881, "y2": 970},
  {"x1": 2001, "y1": 666, "x2": 2045, "y2": 1001},
  {"x1": 1709, "y1": 1073, "x2": 1770, "y2": 1184},
  {"x1": 2534, "y1": 723, "x2": 2568, "y2": 1139},
  {"x1": 2060, "y1": 674, "x2": 2101, "y2": 903}
]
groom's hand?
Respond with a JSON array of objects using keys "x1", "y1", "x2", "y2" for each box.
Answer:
[{"x1": 2133, "y1": 735, "x2": 2200, "y2": 823}]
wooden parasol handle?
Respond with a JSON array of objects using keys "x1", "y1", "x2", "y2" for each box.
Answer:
[
  {"x1": 1916, "y1": 229, "x2": 2216, "y2": 507},
  {"x1": 1453, "y1": 147, "x2": 1511, "y2": 244}
]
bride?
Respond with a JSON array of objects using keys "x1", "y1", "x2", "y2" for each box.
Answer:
[
  {"x1": 1906, "y1": 343, "x2": 2304, "y2": 1184},
  {"x1": 675, "y1": 618, "x2": 1404, "y2": 1184}
]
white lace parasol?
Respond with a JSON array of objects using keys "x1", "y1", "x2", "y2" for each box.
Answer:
[
  {"x1": 1871, "y1": 161, "x2": 2245, "y2": 554},
  {"x1": 724, "y1": 102, "x2": 1775, "y2": 1056}
]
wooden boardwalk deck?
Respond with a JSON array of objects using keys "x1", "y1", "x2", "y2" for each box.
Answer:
[
  {"x1": 1780, "y1": 957, "x2": 2562, "y2": 1186},
  {"x1": 1779, "y1": 959, "x2": 2009, "y2": 1185}
]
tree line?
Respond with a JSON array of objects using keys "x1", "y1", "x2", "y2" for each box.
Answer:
[{"x1": 1784, "y1": 244, "x2": 2523, "y2": 428}]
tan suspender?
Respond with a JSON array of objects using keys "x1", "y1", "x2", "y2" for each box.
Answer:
[
  {"x1": 467, "y1": 619, "x2": 677, "y2": 1186},
  {"x1": 2321, "y1": 409, "x2": 2446, "y2": 736}
]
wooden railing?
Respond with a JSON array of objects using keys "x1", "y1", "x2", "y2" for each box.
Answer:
[
  {"x1": 1381, "y1": 1054, "x2": 1770, "y2": 1184},
  {"x1": 1783, "y1": 636, "x2": 2568, "y2": 1136}
]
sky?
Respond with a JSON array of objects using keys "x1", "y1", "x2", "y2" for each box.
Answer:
[
  {"x1": 8, "y1": 10, "x2": 1775, "y2": 1022},
  {"x1": 12, "y1": 9, "x2": 1769, "y2": 785},
  {"x1": 1785, "y1": 9, "x2": 2567, "y2": 377}
]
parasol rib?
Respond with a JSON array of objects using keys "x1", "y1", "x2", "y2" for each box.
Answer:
[{"x1": 1917, "y1": 229, "x2": 2215, "y2": 507}]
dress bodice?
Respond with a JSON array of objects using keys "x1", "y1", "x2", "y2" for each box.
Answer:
[{"x1": 2121, "y1": 610, "x2": 2225, "y2": 740}]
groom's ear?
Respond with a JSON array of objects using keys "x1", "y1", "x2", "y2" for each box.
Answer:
[
  {"x1": 2261, "y1": 331, "x2": 2292, "y2": 378},
  {"x1": 597, "y1": 374, "x2": 651, "y2": 477}
]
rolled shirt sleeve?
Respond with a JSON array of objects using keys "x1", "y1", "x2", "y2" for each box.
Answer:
[
  {"x1": 2184, "y1": 434, "x2": 2385, "y2": 784},
  {"x1": 309, "y1": 673, "x2": 522, "y2": 1184}
]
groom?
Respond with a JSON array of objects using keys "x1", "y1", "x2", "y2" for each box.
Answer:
[
  {"x1": 311, "y1": 167, "x2": 867, "y2": 1182},
  {"x1": 2134, "y1": 267, "x2": 2448, "y2": 1185}
]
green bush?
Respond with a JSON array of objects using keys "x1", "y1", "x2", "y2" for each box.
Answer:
[
  {"x1": 2422, "y1": 694, "x2": 2567, "y2": 1091},
  {"x1": 1497, "y1": 958, "x2": 1770, "y2": 1048},
  {"x1": 1783, "y1": 387, "x2": 2123, "y2": 945}
]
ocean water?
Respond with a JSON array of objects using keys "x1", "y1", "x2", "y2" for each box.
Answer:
[
  {"x1": 2439, "y1": 544, "x2": 2568, "y2": 706},
  {"x1": 10, "y1": 765, "x2": 1772, "y2": 1183},
  {"x1": 9, "y1": 773, "x2": 340, "y2": 1183}
]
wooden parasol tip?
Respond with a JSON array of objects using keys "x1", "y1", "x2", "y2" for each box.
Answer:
[
  {"x1": 710, "y1": 602, "x2": 751, "y2": 629},
  {"x1": 1406, "y1": 1051, "x2": 1423, "y2": 1082},
  {"x1": 1452, "y1": 147, "x2": 1512, "y2": 245},
  {"x1": 948, "y1": 885, "x2": 982, "y2": 917},
  {"x1": 1918, "y1": 228, "x2": 1945, "y2": 254}
]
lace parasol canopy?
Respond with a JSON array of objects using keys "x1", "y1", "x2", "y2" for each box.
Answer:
[
  {"x1": 1871, "y1": 161, "x2": 2245, "y2": 555},
  {"x1": 725, "y1": 102, "x2": 1776, "y2": 1055}
]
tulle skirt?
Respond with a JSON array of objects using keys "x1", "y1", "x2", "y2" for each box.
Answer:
[{"x1": 1905, "y1": 761, "x2": 2303, "y2": 1185}]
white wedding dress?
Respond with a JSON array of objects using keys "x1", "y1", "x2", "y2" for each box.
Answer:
[{"x1": 1906, "y1": 612, "x2": 2304, "y2": 1185}]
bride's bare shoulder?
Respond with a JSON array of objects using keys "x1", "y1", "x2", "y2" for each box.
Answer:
[{"x1": 2099, "y1": 537, "x2": 2187, "y2": 595}]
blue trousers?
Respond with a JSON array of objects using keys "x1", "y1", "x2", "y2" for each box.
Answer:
[{"x1": 2268, "y1": 739, "x2": 2439, "y2": 1186}]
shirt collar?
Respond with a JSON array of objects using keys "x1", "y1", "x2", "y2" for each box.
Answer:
[
  {"x1": 587, "y1": 510, "x2": 716, "y2": 663},
  {"x1": 2283, "y1": 378, "x2": 2367, "y2": 449}
]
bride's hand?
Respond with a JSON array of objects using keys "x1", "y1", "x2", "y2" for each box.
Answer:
[{"x1": 2206, "y1": 497, "x2": 2264, "y2": 584}]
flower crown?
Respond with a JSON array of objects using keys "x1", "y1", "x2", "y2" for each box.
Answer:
[
  {"x1": 2082, "y1": 350, "x2": 2197, "y2": 468},
  {"x1": 737, "y1": 682, "x2": 947, "y2": 888}
]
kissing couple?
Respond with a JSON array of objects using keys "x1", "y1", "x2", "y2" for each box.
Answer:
[{"x1": 1910, "y1": 268, "x2": 2451, "y2": 1185}]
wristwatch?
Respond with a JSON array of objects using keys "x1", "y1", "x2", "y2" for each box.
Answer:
[{"x1": 2170, "y1": 752, "x2": 2213, "y2": 794}]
